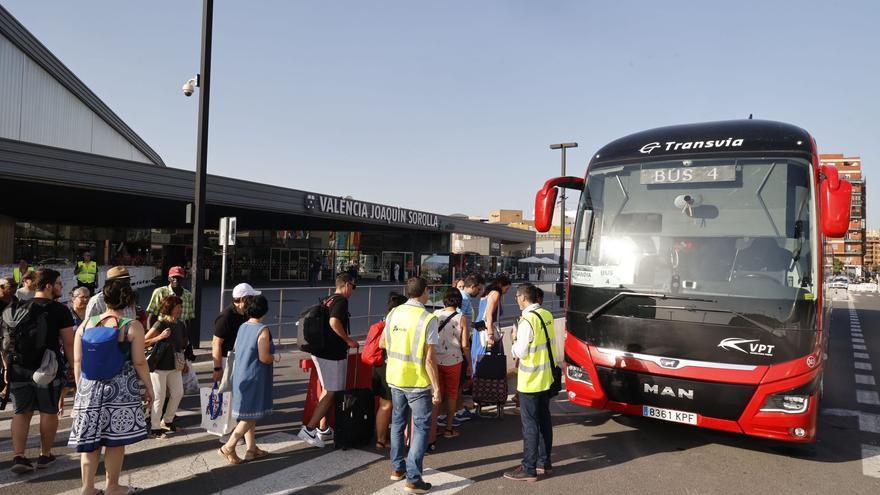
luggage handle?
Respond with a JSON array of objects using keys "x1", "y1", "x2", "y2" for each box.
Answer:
[{"x1": 347, "y1": 344, "x2": 360, "y2": 390}]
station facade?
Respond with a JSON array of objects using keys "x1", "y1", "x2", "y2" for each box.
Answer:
[{"x1": 0, "y1": 6, "x2": 534, "y2": 283}]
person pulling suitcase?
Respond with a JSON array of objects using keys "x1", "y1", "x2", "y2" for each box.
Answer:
[{"x1": 380, "y1": 277, "x2": 442, "y2": 494}]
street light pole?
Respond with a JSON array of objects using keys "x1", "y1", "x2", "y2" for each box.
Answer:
[
  {"x1": 549, "y1": 142, "x2": 578, "y2": 285},
  {"x1": 190, "y1": 0, "x2": 213, "y2": 349}
]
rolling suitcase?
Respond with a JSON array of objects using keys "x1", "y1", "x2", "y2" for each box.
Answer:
[
  {"x1": 473, "y1": 348, "x2": 508, "y2": 418},
  {"x1": 335, "y1": 348, "x2": 375, "y2": 449}
]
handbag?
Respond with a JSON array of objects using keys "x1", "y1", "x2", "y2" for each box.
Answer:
[
  {"x1": 145, "y1": 340, "x2": 172, "y2": 372},
  {"x1": 217, "y1": 347, "x2": 236, "y2": 393},
  {"x1": 530, "y1": 310, "x2": 562, "y2": 397},
  {"x1": 174, "y1": 351, "x2": 186, "y2": 371}
]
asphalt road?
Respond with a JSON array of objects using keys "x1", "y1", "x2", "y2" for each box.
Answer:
[{"x1": 2, "y1": 289, "x2": 879, "y2": 494}]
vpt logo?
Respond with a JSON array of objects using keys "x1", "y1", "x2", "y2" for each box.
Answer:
[
  {"x1": 659, "y1": 358, "x2": 680, "y2": 369},
  {"x1": 640, "y1": 142, "x2": 662, "y2": 154},
  {"x1": 718, "y1": 338, "x2": 775, "y2": 357},
  {"x1": 304, "y1": 194, "x2": 317, "y2": 210}
]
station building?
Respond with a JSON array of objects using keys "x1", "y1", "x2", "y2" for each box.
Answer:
[{"x1": 0, "y1": 6, "x2": 534, "y2": 283}]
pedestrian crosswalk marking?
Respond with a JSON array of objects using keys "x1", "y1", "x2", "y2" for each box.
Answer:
[
  {"x1": 862, "y1": 445, "x2": 880, "y2": 478},
  {"x1": 53, "y1": 432, "x2": 303, "y2": 495},
  {"x1": 857, "y1": 390, "x2": 880, "y2": 406},
  {"x1": 370, "y1": 468, "x2": 474, "y2": 495},
  {"x1": 0, "y1": 428, "x2": 213, "y2": 489},
  {"x1": 855, "y1": 361, "x2": 872, "y2": 371},
  {"x1": 856, "y1": 374, "x2": 877, "y2": 386},
  {"x1": 215, "y1": 447, "x2": 382, "y2": 494}
]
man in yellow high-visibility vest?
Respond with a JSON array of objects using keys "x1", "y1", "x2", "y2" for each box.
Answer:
[
  {"x1": 504, "y1": 283, "x2": 556, "y2": 482},
  {"x1": 380, "y1": 277, "x2": 441, "y2": 494},
  {"x1": 12, "y1": 259, "x2": 33, "y2": 287},
  {"x1": 74, "y1": 251, "x2": 97, "y2": 295}
]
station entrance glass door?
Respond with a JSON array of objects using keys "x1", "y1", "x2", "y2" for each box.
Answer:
[
  {"x1": 381, "y1": 251, "x2": 414, "y2": 282},
  {"x1": 269, "y1": 248, "x2": 310, "y2": 281}
]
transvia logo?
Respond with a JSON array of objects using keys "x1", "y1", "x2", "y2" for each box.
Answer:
[
  {"x1": 718, "y1": 338, "x2": 775, "y2": 357},
  {"x1": 640, "y1": 142, "x2": 662, "y2": 154},
  {"x1": 304, "y1": 194, "x2": 316, "y2": 210}
]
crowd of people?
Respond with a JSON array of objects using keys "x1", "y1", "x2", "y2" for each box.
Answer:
[
  {"x1": 295, "y1": 272, "x2": 558, "y2": 493},
  {"x1": 1, "y1": 264, "x2": 559, "y2": 494}
]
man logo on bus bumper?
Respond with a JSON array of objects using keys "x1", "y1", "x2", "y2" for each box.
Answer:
[
  {"x1": 644, "y1": 383, "x2": 694, "y2": 400},
  {"x1": 718, "y1": 337, "x2": 775, "y2": 357}
]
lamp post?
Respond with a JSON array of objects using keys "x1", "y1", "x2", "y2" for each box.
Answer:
[
  {"x1": 188, "y1": 0, "x2": 213, "y2": 349},
  {"x1": 549, "y1": 142, "x2": 577, "y2": 286}
]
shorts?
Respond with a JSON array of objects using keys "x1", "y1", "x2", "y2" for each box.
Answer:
[
  {"x1": 9, "y1": 379, "x2": 62, "y2": 415},
  {"x1": 438, "y1": 363, "x2": 462, "y2": 400},
  {"x1": 372, "y1": 363, "x2": 391, "y2": 401},
  {"x1": 311, "y1": 356, "x2": 347, "y2": 392}
]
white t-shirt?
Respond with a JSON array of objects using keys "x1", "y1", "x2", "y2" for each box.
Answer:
[{"x1": 433, "y1": 309, "x2": 464, "y2": 366}]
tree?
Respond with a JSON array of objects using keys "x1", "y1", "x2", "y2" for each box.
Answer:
[{"x1": 832, "y1": 258, "x2": 844, "y2": 274}]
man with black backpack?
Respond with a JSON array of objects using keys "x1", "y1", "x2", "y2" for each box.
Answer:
[
  {"x1": 297, "y1": 273, "x2": 358, "y2": 448},
  {"x1": 1, "y1": 269, "x2": 75, "y2": 474}
]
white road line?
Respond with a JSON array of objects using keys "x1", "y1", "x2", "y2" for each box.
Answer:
[
  {"x1": 216, "y1": 447, "x2": 382, "y2": 495},
  {"x1": 371, "y1": 468, "x2": 474, "y2": 495},
  {"x1": 857, "y1": 390, "x2": 880, "y2": 406},
  {"x1": 822, "y1": 409, "x2": 880, "y2": 434},
  {"x1": 852, "y1": 332, "x2": 864, "y2": 337},
  {"x1": 855, "y1": 352, "x2": 870, "y2": 360},
  {"x1": 856, "y1": 374, "x2": 877, "y2": 386},
  {"x1": 855, "y1": 362, "x2": 873, "y2": 371},
  {"x1": 863, "y1": 445, "x2": 880, "y2": 478},
  {"x1": 855, "y1": 344, "x2": 868, "y2": 351},
  {"x1": 0, "y1": 428, "x2": 213, "y2": 489},
  {"x1": 853, "y1": 338, "x2": 866, "y2": 344},
  {"x1": 54, "y1": 432, "x2": 303, "y2": 495}
]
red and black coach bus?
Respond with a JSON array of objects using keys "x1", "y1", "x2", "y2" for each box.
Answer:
[{"x1": 534, "y1": 120, "x2": 852, "y2": 442}]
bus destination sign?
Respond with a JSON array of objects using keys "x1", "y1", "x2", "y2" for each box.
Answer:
[{"x1": 640, "y1": 165, "x2": 736, "y2": 185}]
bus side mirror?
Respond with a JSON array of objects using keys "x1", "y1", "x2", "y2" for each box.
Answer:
[
  {"x1": 819, "y1": 165, "x2": 852, "y2": 238},
  {"x1": 535, "y1": 184, "x2": 559, "y2": 233},
  {"x1": 534, "y1": 176, "x2": 585, "y2": 233}
]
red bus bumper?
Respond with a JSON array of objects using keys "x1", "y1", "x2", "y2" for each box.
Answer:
[{"x1": 564, "y1": 340, "x2": 821, "y2": 443}]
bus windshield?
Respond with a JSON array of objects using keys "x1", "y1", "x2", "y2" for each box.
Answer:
[{"x1": 571, "y1": 158, "x2": 815, "y2": 310}]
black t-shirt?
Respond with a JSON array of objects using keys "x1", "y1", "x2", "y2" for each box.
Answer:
[
  {"x1": 213, "y1": 305, "x2": 246, "y2": 357},
  {"x1": 314, "y1": 295, "x2": 349, "y2": 361},
  {"x1": 6, "y1": 298, "x2": 74, "y2": 382},
  {"x1": 149, "y1": 319, "x2": 187, "y2": 370}
]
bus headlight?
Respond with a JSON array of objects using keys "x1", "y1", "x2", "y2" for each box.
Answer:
[
  {"x1": 760, "y1": 394, "x2": 809, "y2": 414},
  {"x1": 566, "y1": 363, "x2": 592, "y2": 385}
]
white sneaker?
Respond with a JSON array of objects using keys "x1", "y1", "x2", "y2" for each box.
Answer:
[
  {"x1": 298, "y1": 427, "x2": 326, "y2": 448},
  {"x1": 318, "y1": 427, "x2": 334, "y2": 442}
]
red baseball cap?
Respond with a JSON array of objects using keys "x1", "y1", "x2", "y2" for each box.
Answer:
[{"x1": 169, "y1": 266, "x2": 186, "y2": 278}]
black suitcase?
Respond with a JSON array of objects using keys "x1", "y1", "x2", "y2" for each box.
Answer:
[
  {"x1": 334, "y1": 351, "x2": 375, "y2": 449},
  {"x1": 473, "y1": 350, "x2": 508, "y2": 417}
]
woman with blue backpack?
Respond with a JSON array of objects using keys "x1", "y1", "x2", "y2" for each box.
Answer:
[{"x1": 68, "y1": 278, "x2": 154, "y2": 495}]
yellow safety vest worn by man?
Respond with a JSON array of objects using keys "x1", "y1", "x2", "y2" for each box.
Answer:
[
  {"x1": 13, "y1": 266, "x2": 33, "y2": 284},
  {"x1": 384, "y1": 303, "x2": 437, "y2": 388},
  {"x1": 76, "y1": 260, "x2": 97, "y2": 284},
  {"x1": 516, "y1": 307, "x2": 556, "y2": 393}
]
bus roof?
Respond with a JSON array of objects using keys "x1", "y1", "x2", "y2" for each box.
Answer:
[{"x1": 592, "y1": 119, "x2": 813, "y2": 165}]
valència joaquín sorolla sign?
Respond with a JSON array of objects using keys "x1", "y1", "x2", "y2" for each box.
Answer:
[{"x1": 305, "y1": 194, "x2": 440, "y2": 229}]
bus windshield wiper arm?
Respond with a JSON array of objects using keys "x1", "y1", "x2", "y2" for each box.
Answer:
[
  {"x1": 686, "y1": 305, "x2": 779, "y2": 335},
  {"x1": 585, "y1": 292, "x2": 716, "y2": 321}
]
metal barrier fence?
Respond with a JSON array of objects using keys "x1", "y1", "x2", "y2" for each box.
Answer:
[{"x1": 222, "y1": 282, "x2": 564, "y2": 341}]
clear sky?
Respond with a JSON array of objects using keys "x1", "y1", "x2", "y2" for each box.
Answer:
[{"x1": 4, "y1": 1, "x2": 879, "y2": 225}]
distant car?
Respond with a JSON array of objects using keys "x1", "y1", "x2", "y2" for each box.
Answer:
[
  {"x1": 828, "y1": 277, "x2": 849, "y2": 290},
  {"x1": 37, "y1": 258, "x2": 72, "y2": 266}
]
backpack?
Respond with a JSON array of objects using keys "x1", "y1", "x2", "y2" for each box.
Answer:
[
  {"x1": 297, "y1": 295, "x2": 340, "y2": 354},
  {"x1": 361, "y1": 320, "x2": 386, "y2": 367},
  {"x1": 81, "y1": 316, "x2": 132, "y2": 381},
  {"x1": 1, "y1": 299, "x2": 50, "y2": 380}
]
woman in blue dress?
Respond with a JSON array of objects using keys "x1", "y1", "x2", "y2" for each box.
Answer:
[
  {"x1": 218, "y1": 295, "x2": 276, "y2": 464},
  {"x1": 471, "y1": 275, "x2": 512, "y2": 372}
]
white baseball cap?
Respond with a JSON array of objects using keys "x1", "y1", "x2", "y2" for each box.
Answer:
[{"x1": 232, "y1": 283, "x2": 261, "y2": 299}]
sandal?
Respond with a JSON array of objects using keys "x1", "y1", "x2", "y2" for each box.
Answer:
[
  {"x1": 244, "y1": 447, "x2": 269, "y2": 461},
  {"x1": 375, "y1": 441, "x2": 390, "y2": 449},
  {"x1": 218, "y1": 446, "x2": 242, "y2": 465},
  {"x1": 443, "y1": 428, "x2": 459, "y2": 439}
]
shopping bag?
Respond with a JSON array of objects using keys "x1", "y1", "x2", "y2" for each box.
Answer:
[
  {"x1": 182, "y1": 360, "x2": 199, "y2": 395},
  {"x1": 200, "y1": 383, "x2": 234, "y2": 436}
]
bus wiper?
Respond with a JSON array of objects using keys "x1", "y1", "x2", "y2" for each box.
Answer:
[
  {"x1": 682, "y1": 305, "x2": 781, "y2": 335},
  {"x1": 585, "y1": 292, "x2": 716, "y2": 321}
]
